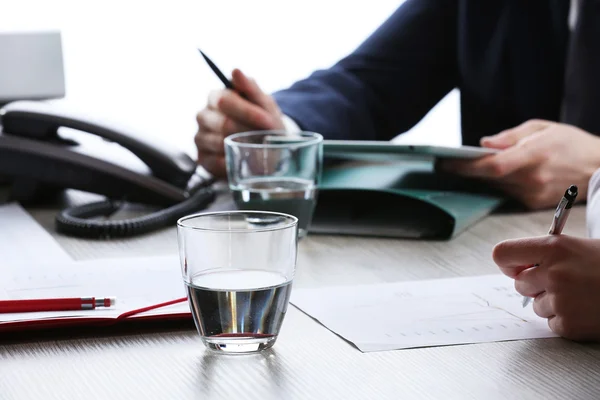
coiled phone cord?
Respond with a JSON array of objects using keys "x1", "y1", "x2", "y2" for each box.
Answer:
[{"x1": 54, "y1": 186, "x2": 216, "y2": 239}]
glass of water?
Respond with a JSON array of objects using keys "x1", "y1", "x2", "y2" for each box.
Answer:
[
  {"x1": 224, "y1": 130, "x2": 323, "y2": 238},
  {"x1": 177, "y1": 210, "x2": 298, "y2": 354}
]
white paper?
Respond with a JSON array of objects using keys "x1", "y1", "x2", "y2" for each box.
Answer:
[
  {"x1": 290, "y1": 274, "x2": 557, "y2": 352},
  {"x1": 0, "y1": 255, "x2": 189, "y2": 324},
  {"x1": 0, "y1": 203, "x2": 72, "y2": 266}
]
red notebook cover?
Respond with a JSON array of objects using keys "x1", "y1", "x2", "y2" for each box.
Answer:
[
  {"x1": 0, "y1": 255, "x2": 194, "y2": 336},
  {"x1": 0, "y1": 297, "x2": 193, "y2": 334}
]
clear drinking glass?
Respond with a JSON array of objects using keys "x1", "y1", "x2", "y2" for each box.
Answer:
[
  {"x1": 224, "y1": 130, "x2": 323, "y2": 238},
  {"x1": 177, "y1": 211, "x2": 298, "y2": 354}
]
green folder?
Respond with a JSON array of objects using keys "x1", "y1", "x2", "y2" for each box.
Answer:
[{"x1": 309, "y1": 160, "x2": 506, "y2": 239}]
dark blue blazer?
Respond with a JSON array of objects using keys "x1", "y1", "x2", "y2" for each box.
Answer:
[{"x1": 272, "y1": 0, "x2": 578, "y2": 145}]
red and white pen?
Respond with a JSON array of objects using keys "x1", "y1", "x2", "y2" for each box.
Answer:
[{"x1": 0, "y1": 297, "x2": 116, "y2": 313}]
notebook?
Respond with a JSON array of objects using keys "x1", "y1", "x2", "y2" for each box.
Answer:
[
  {"x1": 0, "y1": 255, "x2": 192, "y2": 334},
  {"x1": 309, "y1": 160, "x2": 506, "y2": 239}
]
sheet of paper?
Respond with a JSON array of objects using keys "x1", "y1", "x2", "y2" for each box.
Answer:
[
  {"x1": 0, "y1": 203, "x2": 72, "y2": 267},
  {"x1": 290, "y1": 274, "x2": 557, "y2": 352},
  {"x1": 0, "y1": 255, "x2": 188, "y2": 323}
]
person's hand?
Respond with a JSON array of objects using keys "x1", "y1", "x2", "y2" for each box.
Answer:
[
  {"x1": 493, "y1": 234, "x2": 600, "y2": 341},
  {"x1": 439, "y1": 120, "x2": 600, "y2": 209},
  {"x1": 195, "y1": 69, "x2": 285, "y2": 178}
]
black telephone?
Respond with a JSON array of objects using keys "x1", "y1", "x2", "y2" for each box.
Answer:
[{"x1": 0, "y1": 100, "x2": 216, "y2": 238}]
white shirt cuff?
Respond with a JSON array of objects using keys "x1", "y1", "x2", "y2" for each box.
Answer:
[
  {"x1": 586, "y1": 167, "x2": 600, "y2": 238},
  {"x1": 281, "y1": 114, "x2": 302, "y2": 135}
]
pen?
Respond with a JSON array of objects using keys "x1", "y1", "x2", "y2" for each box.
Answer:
[
  {"x1": 198, "y1": 49, "x2": 235, "y2": 90},
  {"x1": 522, "y1": 185, "x2": 578, "y2": 307},
  {"x1": 0, "y1": 297, "x2": 116, "y2": 313}
]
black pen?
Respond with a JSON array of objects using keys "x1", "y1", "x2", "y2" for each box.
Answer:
[
  {"x1": 522, "y1": 185, "x2": 578, "y2": 307},
  {"x1": 198, "y1": 49, "x2": 235, "y2": 90}
]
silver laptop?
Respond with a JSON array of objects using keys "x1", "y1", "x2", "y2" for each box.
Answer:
[{"x1": 0, "y1": 31, "x2": 65, "y2": 104}]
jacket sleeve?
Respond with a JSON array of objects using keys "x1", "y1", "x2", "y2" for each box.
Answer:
[{"x1": 272, "y1": 0, "x2": 458, "y2": 141}]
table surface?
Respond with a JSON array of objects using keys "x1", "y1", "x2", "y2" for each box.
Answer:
[{"x1": 1, "y1": 198, "x2": 599, "y2": 400}]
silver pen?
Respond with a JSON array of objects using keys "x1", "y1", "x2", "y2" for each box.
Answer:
[{"x1": 522, "y1": 185, "x2": 578, "y2": 307}]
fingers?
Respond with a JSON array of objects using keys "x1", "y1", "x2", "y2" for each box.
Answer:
[
  {"x1": 480, "y1": 119, "x2": 552, "y2": 149},
  {"x1": 440, "y1": 120, "x2": 553, "y2": 179},
  {"x1": 514, "y1": 265, "x2": 549, "y2": 297},
  {"x1": 492, "y1": 236, "x2": 567, "y2": 270},
  {"x1": 196, "y1": 68, "x2": 283, "y2": 179},
  {"x1": 547, "y1": 315, "x2": 561, "y2": 335},
  {"x1": 440, "y1": 143, "x2": 541, "y2": 179},
  {"x1": 207, "y1": 89, "x2": 279, "y2": 129},
  {"x1": 498, "y1": 264, "x2": 535, "y2": 279},
  {"x1": 194, "y1": 112, "x2": 229, "y2": 178},
  {"x1": 196, "y1": 108, "x2": 252, "y2": 136},
  {"x1": 493, "y1": 237, "x2": 545, "y2": 269},
  {"x1": 194, "y1": 129, "x2": 227, "y2": 154},
  {"x1": 492, "y1": 233, "x2": 600, "y2": 342},
  {"x1": 533, "y1": 291, "x2": 554, "y2": 319},
  {"x1": 196, "y1": 151, "x2": 226, "y2": 179},
  {"x1": 547, "y1": 308, "x2": 599, "y2": 341},
  {"x1": 231, "y1": 69, "x2": 280, "y2": 116}
]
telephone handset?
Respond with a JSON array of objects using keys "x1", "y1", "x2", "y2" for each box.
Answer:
[{"x1": 0, "y1": 100, "x2": 216, "y2": 238}]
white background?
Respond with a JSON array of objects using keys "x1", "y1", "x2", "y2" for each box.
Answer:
[{"x1": 0, "y1": 0, "x2": 461, "y2": 157}]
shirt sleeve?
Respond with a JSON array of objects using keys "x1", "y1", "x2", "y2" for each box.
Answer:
[
  {"x1": 586, "y1": 167, "x2": 600, "y2": 238},
  {"x1": 281, "y1": 114, "x2": 302, "y2": 135}
]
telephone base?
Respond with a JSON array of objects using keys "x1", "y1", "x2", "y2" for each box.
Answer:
[{"x1": 7, "y1": 179, "x2": 64, "y2": 206}]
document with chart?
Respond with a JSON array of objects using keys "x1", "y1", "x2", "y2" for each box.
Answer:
[{"x1": 290, "y1": 274, "x2": 557, "y2": 352}]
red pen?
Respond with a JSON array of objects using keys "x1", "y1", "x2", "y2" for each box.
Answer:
[{"x1": 0, "y1": 297, "x2": 116, "y2": 313}]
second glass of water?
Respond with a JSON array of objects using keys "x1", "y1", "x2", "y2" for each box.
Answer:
[
  {"x1": 224, "y1": 130, "x2": 323, "y2": 238},
  {"x1": 177, "y1": 211, "x2": 298, "y2": 354}
]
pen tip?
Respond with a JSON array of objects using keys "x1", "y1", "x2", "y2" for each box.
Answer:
[
  {"x1": 569, "y1": 185, "x2": 578, "y2": 194},
  {"x1": 565, "y1": 185, "x2": 578, "y2": 201}
]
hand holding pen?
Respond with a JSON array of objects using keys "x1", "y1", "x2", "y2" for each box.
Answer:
[
  {"x1": 490, "y1": 184, "x2": 600, "y2": 341},
  {"x1": 195, "y1": 50, "x2": 285, "y2": 178},
  {"x1": 521, "y1": 185, "x2": 578, "y2": 307}
]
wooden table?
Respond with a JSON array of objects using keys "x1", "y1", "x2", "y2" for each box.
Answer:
[{"x1": 1, "y1": 201, "x2": 599, "y2": 400}]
